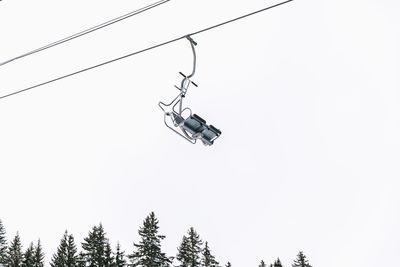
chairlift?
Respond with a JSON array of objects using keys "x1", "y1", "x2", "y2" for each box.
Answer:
[{"x1": 158, "y1": 36, "x2": 221, "y2": 146}]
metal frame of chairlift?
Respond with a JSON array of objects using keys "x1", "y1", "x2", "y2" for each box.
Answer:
[{"x1": 158, "y1": 36, "x2": 222, "y2": 146}]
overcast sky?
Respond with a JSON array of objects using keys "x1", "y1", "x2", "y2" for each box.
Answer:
[{"x1": 1, "y1": 0, "x2": 399, "y2": 266}]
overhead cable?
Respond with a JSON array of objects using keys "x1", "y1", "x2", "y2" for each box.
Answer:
[
  {"x1": 0, "y1": 0, "x2": 294, "y2": 100},
  {"x1": 0, "y1": 0, "x2": 171, "y2": 67}
]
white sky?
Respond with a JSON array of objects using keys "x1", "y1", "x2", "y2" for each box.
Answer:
[{"x1": 1, "y1": 0, "x2": 399, "y2": 266}]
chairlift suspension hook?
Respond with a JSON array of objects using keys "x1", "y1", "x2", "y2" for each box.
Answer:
[{"x1": 179, "y1": 37, "x2": 198, "y2": 92}]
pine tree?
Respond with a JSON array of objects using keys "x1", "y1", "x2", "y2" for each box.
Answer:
[
  {"x1": 114, "y1": 243, "x2": 126, "y2": 267},
  {"x1": 176, "y1": 236, "x2": 190, "y2": 267},
  {"x1": 104, "y1": 242, "x2": 115, "y2": 267},
  {"x1": 22, "y1": 243, "x2": 35, "y2": 267},
  {"x1": 201, "y1": 242, "x2": 219, "y2": 267},
  {"x1": 273, "y1": 258, "x2": 282, "y2": 267},
  {"x1": 187, "y1": 228, "x2": 202, "y2": 267},
  {"x1": 66, "y1": 234, "x2": 78, "y2": 267},
  {"x1": 32, "y1": 240, "x2": 44, "y2": 267},
  {"x1": 7, "y1": 233, "x2": 23, "y2": 267},
  {"x1": 81, "y1": 226, "x2": 97, "y2": 267},
  {"x1": 292, "y1": 252, "x2": 311, "y2": 267},
  {"x1": 76, "y1": 252, "x2": 86, "y2": 267},
  {"x1": 259, "y1": 260, "x2": 266, "y2": 267},
  {"x1": 176, "y1": 228, "x2": 202, "y2": 267},
  {"x1": 82, "y1": 224, "x2": 111, "y2": 267},
  {"x1": 50, "y1": 231, "x2": 68, "y2": 267},
  {"x1": 0, "y1": 220, "x2": 7, "y2": 265},
  {"x1": 128, "y1": 212, "x2": 171, "y2": 267},
  {"x1": 94, "y1": 224, "x2": 107, "y2": 267},
  {"x1": 50, "y1": 231, "x2": 78, "y2": 267}
]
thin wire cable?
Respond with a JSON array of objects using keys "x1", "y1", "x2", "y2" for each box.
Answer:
[
  {"x1": 0, "y1": 0, "x2": 294, "y2": 100},
  {"x1": 0, "y1": 0, "x2": 171, "y2": 67}
]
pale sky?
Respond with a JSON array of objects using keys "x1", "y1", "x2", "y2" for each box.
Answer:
[{"x1": 1, "y1": 0, "x2": 399, "y2": 266}]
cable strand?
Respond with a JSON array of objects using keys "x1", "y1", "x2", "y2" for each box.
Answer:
[
  {"x1": 190, "y1": 0, "x2": 293, "y2": 36},
  {"x1": 0, "y1": 0, "x2": 294, "y2": 100},
  {"x1": 0, "y1": 0, "x2": 171, "y2": 67}
]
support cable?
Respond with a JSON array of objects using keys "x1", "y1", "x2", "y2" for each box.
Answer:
[
  {"x1": 0, "y1": 0, "x2": 171, "y2": 67},
  {"x1": 0, "y1": 0, "x2": 294, "y2": 100}
]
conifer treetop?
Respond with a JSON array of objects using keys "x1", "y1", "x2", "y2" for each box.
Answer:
[
  {"x1": 22, "y1": 242, "x2": 35, "y2": 267},
  {"x1": 0, "y1": 219, "x2": 7, "y2": 265},
  {"x1": 115, "y1": 242, "x2": 126, "y2": 267},
  {"x1": 129, "y1": 212, "x2": 171, "y2": 267},
  {"x1": 81, "y1": 224, "x2": 110, "y2": 267},
  {"x1": 273, "y1": 258, "x2": 283, "y2": 267},
  {"x1": 7, "y1": 232, "x2": 24, "y2": 267},
  {"x1": 176, "y1": 227, "x2": 203, "y2": 267},
  {"x1": 201, "y1": 241, "x2": 220, "y2": 267},
  {"x1": 33, "y1": 240, "x2": 45, "y2": 267},
  {"x1": 51, "y1": 230, "x2": 78, "y2": 267},
  {"x1": 292, "y1": 252, "x2": 312, "y2": 267}
]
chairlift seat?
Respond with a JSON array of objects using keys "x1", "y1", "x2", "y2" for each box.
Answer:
[
  {"x1": 200, "y1": 125, "x2": 222, "y2": 145},
  {"x1": 182, "y1": 114, "x2": 206, "y2": 134}
]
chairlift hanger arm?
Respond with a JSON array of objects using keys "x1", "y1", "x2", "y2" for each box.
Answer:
[{"x1": 186, "y1": 36, "x2": 197, "y2": 79}]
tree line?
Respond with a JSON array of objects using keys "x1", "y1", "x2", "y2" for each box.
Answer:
[
  {"x1": 0, "y1": 213, "x2": 313, "y2": 267},
  {"x1": 257, "y1": 251, "x2": 312, "y2": 267}
]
